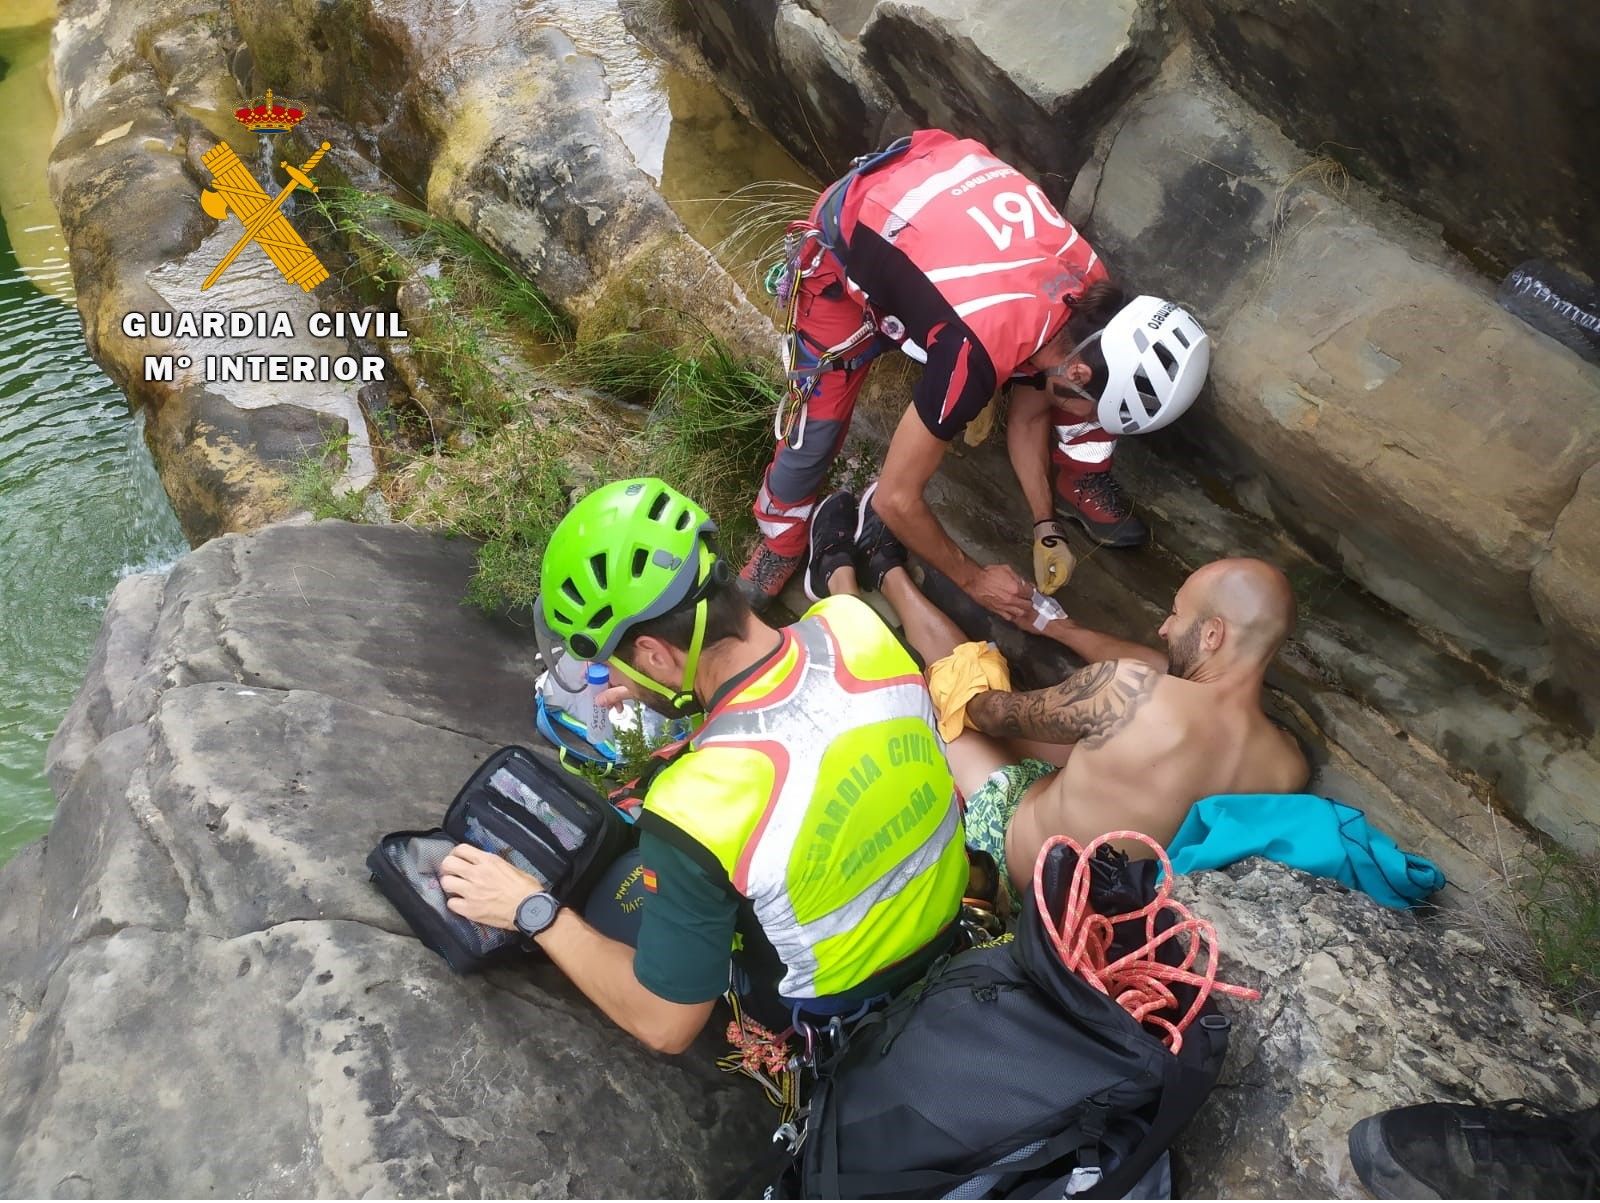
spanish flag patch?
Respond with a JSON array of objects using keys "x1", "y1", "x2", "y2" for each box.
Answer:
[{"x1": 642, "y1": 867, "x2": 658, "y2": 893}]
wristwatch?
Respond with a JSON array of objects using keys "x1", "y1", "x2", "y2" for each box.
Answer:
[{"x1": 513, "y1": 892, "x2": 561, "y2": 938}]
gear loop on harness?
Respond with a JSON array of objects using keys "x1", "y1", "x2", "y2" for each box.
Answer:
[
  {"x1": 767, "y1": 138, "x2": 916, "y2": 450},
  {"x1": 1032, "y1": 830, "x2": 1260, "y2": 1054}
]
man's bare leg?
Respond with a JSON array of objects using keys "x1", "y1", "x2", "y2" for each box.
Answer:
[
  {"x1": 863, "y1": 566, "x2": 1061, "y2": 798},
  {"x1": 875, "y1": 565, "x2": 1078, "y2": 772}
]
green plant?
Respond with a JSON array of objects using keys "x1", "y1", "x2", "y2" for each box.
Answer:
[
  {"x1": 556, "y1": 312, "x2": 781, "y2": 555},
  {"x1": 1513, "y1": 847, "x2": 1600, "y2": 1011},
  {"x1": 392, "y1": 417, "x2": 591, "y2": 613},
  {"x1": 314, "y1": 189, "x2": 570, "y2": 433},
  {"x1": 317, "y1": 189, "x2": 570, "y2": 342},
  {"x1": 290, "y1": 431, "x2": 369, "y2": 522},
  {"x1": 566, "y1": 707, "x2": 681, "y2": 795}
]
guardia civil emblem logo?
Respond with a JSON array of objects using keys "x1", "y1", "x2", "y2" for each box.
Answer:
[{"x1": 197, "y1": 90, "x2": 330, "y2": 292}]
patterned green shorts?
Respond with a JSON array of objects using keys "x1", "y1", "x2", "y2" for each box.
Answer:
[{"x1": 963, "y1": 758, "x2": 1056, "y2": 903}]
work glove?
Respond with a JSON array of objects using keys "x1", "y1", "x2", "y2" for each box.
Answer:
[{"x1": 1033, "y1": 519, "x2": 1076, "y2": 595}]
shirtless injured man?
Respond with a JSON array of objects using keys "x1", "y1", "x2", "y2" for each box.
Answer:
[{"x1": 803, "y1": 486, "x2": 1309, "y2": 902}]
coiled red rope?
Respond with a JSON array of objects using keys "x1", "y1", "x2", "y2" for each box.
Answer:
[{"x1": 1032, "y1": 831, "x2": 1260, "y2": 1053}]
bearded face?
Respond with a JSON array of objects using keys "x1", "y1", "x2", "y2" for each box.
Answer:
[{"x1": 1164, "y1": 615, "x2": 1206, "y2": 679}]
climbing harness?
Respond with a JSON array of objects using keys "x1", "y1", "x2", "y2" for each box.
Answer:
[
  {"x1": 763, "y1": 138, "x2": 916, "y2": 451},
  {"x1": 1033, "y1": 831, "x2": 1260, "y2": 1053}
]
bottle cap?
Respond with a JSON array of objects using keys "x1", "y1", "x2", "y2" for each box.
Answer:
[{"x1": 585, "y1": 662, "x2": 611, "y2": 686}]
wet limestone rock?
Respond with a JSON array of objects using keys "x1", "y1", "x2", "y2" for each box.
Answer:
[
  {"x1": 654, "y1": 0, "x2": 1166, "y2": 186},
  {"x1": 1, "y1": 521, "x2": 765, "y2": 1196},
  {"x1": 48, "y1": 0, "x2": 376, "y2": 542},
  {"x1": 1532, "y1": 464, "x2": 1600, "y2": 730},
  {"x1": 1174, "y1": 859, "x2": 1600, "y2": 1197},
  {"x1": 1176, "y1": 0, "x2": 1600, "y2": 283},
  {"x1": 230, "y1": 0, "x2": 773, "y2": 353}
]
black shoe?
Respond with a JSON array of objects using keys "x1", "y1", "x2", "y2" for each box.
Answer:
[
  {"x1": 805, "y1": 490, "x2": 859, "y2": 601},
  {"x1": 1054, "y1": 471, "x2": 1149, "y2": 547},
  {"x1": 854, "y1": 481, "x2": 908, "y2": 592},
  {"x1": 1348, "y1": 1100, "x2": 1600, "y2": 1199}
]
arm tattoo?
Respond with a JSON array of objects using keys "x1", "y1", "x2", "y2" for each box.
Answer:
[{"x1": 967, "y1": 660, "x2": 1159, "y2": 748}]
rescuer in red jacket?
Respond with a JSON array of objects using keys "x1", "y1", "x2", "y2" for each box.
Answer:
[{"x1": 741, "y1": 129, "x2": 1211, "y2": 627}]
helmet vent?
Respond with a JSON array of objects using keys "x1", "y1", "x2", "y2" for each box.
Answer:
[
  {"x1": 591, "y1": 604, "x2": 613, "y2": 629},
  {"x1": 1132, "y1": 328, "x2": 1151, "y2": 353},
  {"x1": 648, "y1": 492, "x2": 669, "y2": 521},
  {"x1": 1153, "y1": 343, "x2": 1178, "y2": 377},
  {"x1": 1133, "y1": 367, "x2": 1158, "y2": 398},
  {"x1": 676, "y1": 510, "x2": 692, "y2": 530},
  {"x1": 1171, "y1": 326, "x2": 1191, "y2": 349},
  {"x1": 561, "y1": 579, "x2": 583, "y2": 606},
  {"x1": 632, "y1": 547, "x2": 649, "y2": 578},
  {"x1": 590, "y1": 553, "x2": 608, "y2": 590}
]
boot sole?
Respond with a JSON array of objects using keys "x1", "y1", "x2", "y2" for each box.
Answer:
[
  {"x1": 1346, "y1": 1117, "x2": 1444, "y2": 1200},
  {"x1": 1054, "y1": 501, "x2": 1148, "y2": 549}
]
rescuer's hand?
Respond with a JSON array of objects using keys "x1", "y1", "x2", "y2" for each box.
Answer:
[{"x1": 1032, "y1": 519, "x2": 1076, "y2": 595}]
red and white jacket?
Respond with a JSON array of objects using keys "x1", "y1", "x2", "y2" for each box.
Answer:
[{"x1": 832, "y1": 129, "x2": 1109, "y2": 439}]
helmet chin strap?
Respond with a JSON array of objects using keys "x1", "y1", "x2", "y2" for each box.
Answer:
[{"x1": 605, "y1": 543, "x2": 715, "y2": 715}]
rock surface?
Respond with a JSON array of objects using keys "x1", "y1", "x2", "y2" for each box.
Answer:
[
  {"x1": 1175, "y1": 0, "x2": 1600, "y2": 282},
  {"x1": 2, "y1": 521, "x2": 765, "y2": 1197},
  {"x1": 1070, "y1": 53, "x2": 1600, "y2": 671},
  {"x1": 656, "y1": 0, "x2": 1165, "y2": 188},
  {"x1": 1175, "y1": 859, "x2": 1600, "y2": 1197},
  {"x1": 9, "y1": 521, "x2": 1599, "y2": 1197}
]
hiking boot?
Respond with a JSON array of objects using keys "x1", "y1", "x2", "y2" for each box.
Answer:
[
  {"x1": 1347, "y1": 1100, "x2": 1600, "y2": 1199},
  {"x1": 854, "y1": 481, "x2": 908, "y2": 592},
  {"x1": 1054, "y1": 471, "x2": 1148, "y2": 548},
  {"x1": 806, "y1": 490, "x2": 859, "y2": 602},
  {"x1": 738, "y1": 544, "x2": 803, "y2": 610}
]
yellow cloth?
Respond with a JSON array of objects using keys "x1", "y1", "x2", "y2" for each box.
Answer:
[
  {"x1": 926, "y1": 641, "x2": 1012, "y2": 741},
  {"x1": 963, "y1": 397, "x2": 998, "y2": 446}
]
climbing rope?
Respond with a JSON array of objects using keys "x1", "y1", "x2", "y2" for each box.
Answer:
[
  {"x1": 1032, "y1": 831, "x2": 1260, "y2": 1053},
  {"x1": 717, "y1": 991, "x2": 801, "y2": 1125}
]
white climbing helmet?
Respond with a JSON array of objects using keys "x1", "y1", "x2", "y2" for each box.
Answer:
[{"x1": 1090, "y1": 295, "x2": 1211, "y2": 435}]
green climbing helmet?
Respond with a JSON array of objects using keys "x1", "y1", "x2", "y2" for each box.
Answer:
[{"x1": 539, "y1": 478, "x2": 718, "y2": 663}]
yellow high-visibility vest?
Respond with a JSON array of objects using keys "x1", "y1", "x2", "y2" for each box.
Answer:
[{"x1": 645, "y1": 595, "x2": 967, "y2": 999}]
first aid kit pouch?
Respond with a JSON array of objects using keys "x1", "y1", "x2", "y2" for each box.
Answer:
[{"x1": 367, "y1": 745, "x2": 633, "y2": 973}]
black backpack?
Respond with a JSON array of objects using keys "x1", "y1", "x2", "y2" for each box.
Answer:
[
  {"x1": 367, "y1": 745, "x2": 633, "y2": 973},
  {"x1": 791, "y1": 842, "x2": 1231, "y2": 1199}
]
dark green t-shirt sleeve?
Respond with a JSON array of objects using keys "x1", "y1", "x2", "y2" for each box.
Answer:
[{"x1": 632, "y1": 830, "x2": 740, "y2": 1005}]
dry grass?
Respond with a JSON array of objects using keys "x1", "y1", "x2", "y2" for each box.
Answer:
[{"x1": 1451, "y1": 826, "x2": 1600, "y2": 1016}]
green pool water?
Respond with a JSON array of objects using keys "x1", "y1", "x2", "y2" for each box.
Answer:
[{"x1": 0, "y1": 12, "x2": 187, "y2": 864}]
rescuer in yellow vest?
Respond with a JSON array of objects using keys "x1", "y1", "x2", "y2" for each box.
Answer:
[{"x1": 439, "y1": 478, "x2": 968, "y2": 1054}]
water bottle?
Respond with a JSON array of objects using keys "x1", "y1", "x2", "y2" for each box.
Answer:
[{"x1": 584, "y1": 662, "x2": 614, "y2": 749}]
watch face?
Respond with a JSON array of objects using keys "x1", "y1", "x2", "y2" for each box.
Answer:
[{"x1": 515, "y1": 893, "x2": 558, "y2": 937}]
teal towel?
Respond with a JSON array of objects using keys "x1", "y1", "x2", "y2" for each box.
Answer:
[{"x1": 1165, "y1": 794, "x2": 1445, "y2": 909}]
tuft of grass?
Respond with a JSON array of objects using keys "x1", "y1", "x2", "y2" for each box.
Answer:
[
  {"x1": 291, "y1": 431, "x2": 369, "y2": 522},
  {"x1": 317, "y1": 191, "x2": 784, "y2": 610},
  {"x1": 555, "y1": 312, "x2": 781, "y2": 557},
  {"x1": 389, "y1": 415, "x2": 613, "y2": 612},
  {"x1": 314, "y1": 189, "x2": 569, "y2": 433},
  {"x1": 1513, "y1": 847, "x2": 1600, "y2": 1011},
  {"x1": 680, "y1": 178, "x2": 818, "y2": 293},
  {"x1": 318, "y1": 189, "x2": 570, "y2": 342}
]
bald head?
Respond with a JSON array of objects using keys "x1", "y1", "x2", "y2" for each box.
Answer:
[{"x1": 1163, "y1": 558, "x2": 1296, "y2": 677}]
